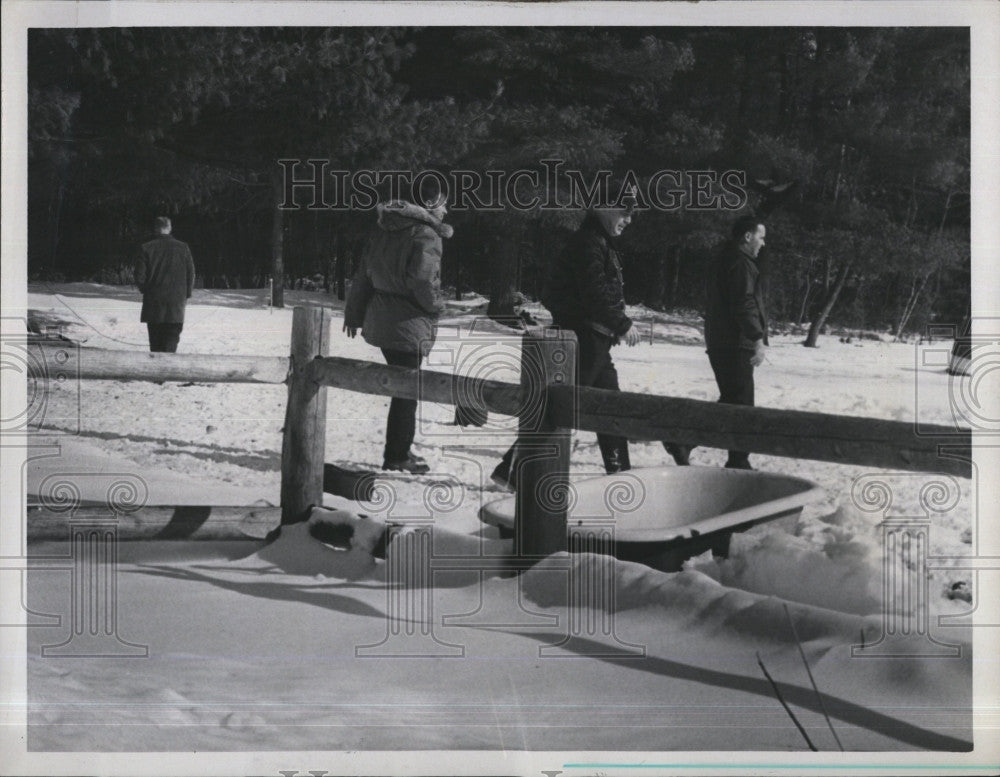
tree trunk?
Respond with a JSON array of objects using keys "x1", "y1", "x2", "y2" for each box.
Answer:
[
  {"x1": 215, "y1": 220, "x2": 226, "y2": 290},
  {"x1": 808, "y1": 29, "x2": 828, "y2": 133},
  {"x1": 643, "y1": 249, "x2": 666, "y2": 310},
  {"x1": 453, "y1": 219, "x2": 463, "y2": 301},
  {"x1": 669, "y1": 243, "x2": 683, "y2": 309},
  {"x1": 797, "y1": 279, "x2": 813, "y2": 326},
  {"x1": 895, "y1": 271, "x2": 931, "y2": 339},
  {"x1": 938, "y1": 190, "x2": 955, "y2": 235},
  {"x1": 270, "y1": 167, "x2": 285, "y2": 308},
  {"x1": 234, "y1": 210, "x2": 247, "y2": 285},
  {"x1": 795, "y1": 256, "x2": 815, "y2": 325},
  {"x1": 738, "y1": 40, "x2": 754, "y2": 120},
  {"x1": 804, "y1": 260, "x2": 852, "y2": 347},
  {"x1": 334, "y1": 231, "x2": 346, "y2": 301},
  {"x1": 515, "y1": 230, "x2": 524, "y2": 293},
  {"x1": 311, "y1": 208, "x2": 321, "y2": 277},
  {"x1": 833, "y1": 143, "x2": 846, "y2": 205},
  {"x1": 48, "y1": 179, "x2": 65, "y2": 268},
  {"x1": 778, "y1": 45, "x2": 790, "y2": 121},
  {"x1": 906, "y1": 174, "x2": 919, "y2": 228},
  {"x1": 486, "y1": 219, "x2": 523, "y2": 327}
]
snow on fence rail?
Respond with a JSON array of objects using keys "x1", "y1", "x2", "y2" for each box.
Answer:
[{"x1": 31, "y1": 306, "x2": 972, "y2": 554}]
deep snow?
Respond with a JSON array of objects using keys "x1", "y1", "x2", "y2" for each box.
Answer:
[{"x1": 7, "y1": 284, "x2": 992, "y2": 764}]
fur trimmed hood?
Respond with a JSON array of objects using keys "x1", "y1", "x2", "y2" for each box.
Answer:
[{"x1": 376, "y1": 201, "x2": 454, "y2": 239}]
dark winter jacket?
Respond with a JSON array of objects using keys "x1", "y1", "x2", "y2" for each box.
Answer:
[
  {"x1": 344, "y1": 201, "x2": 451, "y2": 356},
  {"x1": 704, "y1": 242, "x2": 768, "y2": 352},
  {"x1": 541, "y1": 213, "x2": 633, "y2": 339},
  {"x1": 135, "y1": 234, "x2": 196, "y2": 324}
]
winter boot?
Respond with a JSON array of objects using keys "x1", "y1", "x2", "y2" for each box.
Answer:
[
  {"x1": 724, "y1": 454, "x2": 753, "y2": 470},
  {"x1": 491, "y1": 446, "x2": 517, "y2": 490},
  {"x1": 663, "y1": 442, "x2": 692, "y2": 466},
  {"x1": 382, "y1": 453, "x2": 430, "y2": 475},
  {"x1": 490, "y1": 459, "x2": 516, "y2": 491},
  {"x1": 602, "y1": 446, "x2": 631, "y2": 475}
]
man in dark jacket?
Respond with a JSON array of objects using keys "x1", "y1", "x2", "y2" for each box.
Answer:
[
  {"x1": 491, "y1": 204, "x2": 641, "y2": 489},
  {"x1": 704, "y1": 215, "x2": 769, "y2": 469},
  {"x1": 344, "y1": 196, "x2": 451, "y2": 474},
  {"x1": 134, "y1": 217, "x2": 196, "y2": 353}
]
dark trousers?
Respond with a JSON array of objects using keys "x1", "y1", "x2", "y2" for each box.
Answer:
[
  {"x1": 577, "y1": 330, "x2": 631, "y2": 472},
  {"x1": 498, "y1": 329, "x2": 629, "y2": 477},
  {"x1": 708, "y1": 348, "x2": 755, "y2": 467},
  {"x1": 147, "y1": 323, "x2": 183, "y2": 353},
  {"x1": 381, "y1": 348, "x2": 421, "y2": 463}
]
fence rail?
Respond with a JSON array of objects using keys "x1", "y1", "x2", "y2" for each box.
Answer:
[
  {"x1": 27, "y1": 307, "x2": 974, "y2": 555},
  {"x1": 309, "y1": 355, "x2": 522, "y2": 416},
  {"x1": 550, "y1": 385, "x2": 971, "y2": 478},
  {"x1": 35, "y1": 343, "x2": 289, "y2": 384},
  {"x1": 307, "y1": 358, "x2": 970, "y2": 479},
  {"x1": 26, "y1": 505, "x2": 279, "y2": 541},
  {"x1": 34, "y1": 325, "x2": 973, "y2": 481}
]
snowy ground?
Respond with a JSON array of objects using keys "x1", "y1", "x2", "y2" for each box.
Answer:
[{"x1": 8, "y1": 284, "x2": 992, "y2": 762}]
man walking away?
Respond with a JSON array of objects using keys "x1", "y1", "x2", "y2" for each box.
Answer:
[
  {"x1": 135, "y1": 216, "x2": 195, "y2": 353},
  {"x1": 703, "y1": 215, "x2": 769, "y2": 470}
]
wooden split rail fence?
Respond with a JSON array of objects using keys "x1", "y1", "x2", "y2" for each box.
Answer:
[{"x1": 29, "y1": 306, "x2": 972, "y2": 555}]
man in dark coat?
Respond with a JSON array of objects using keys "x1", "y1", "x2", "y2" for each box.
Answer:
[
  {"x1": 134, "y1": 217, "x2": 195, "y2": 353},
  {"x1": 491, "y1": 203, "x2": 641, "y2": 489},
  {"x1": 344, "y1": 196, "x2": 451, "y2": 474},
  {"x1": 704, "y1": 215, "x2": 769, "y2": 470}
]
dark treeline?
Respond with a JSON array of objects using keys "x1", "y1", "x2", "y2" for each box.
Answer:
[{"x1": 28, "y1": 27, "x2": 969, "y2": 339}]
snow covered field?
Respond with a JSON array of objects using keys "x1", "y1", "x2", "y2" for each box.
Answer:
[{"x1": 9, "y1": 284, "x2": 994, "y2": 763}]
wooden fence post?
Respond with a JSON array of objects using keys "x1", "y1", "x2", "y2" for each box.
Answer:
[
  {"x1": 280, "y1": 306, "x2": 329, "y2": 525},
  {"x1": 515, "y1": 328, "x2": 577, "y2": 558}
]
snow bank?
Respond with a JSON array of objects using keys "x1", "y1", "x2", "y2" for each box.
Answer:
[
  {"x1": 521, "y1": 551, "x2": 876, "y2": 646},
  {"x1": 686, "y1": 518, "x2": 883, "y2": 616},
  {"x1": 17, "y1": 285, "x2": 979, "y2": 755},
  {"x1": 23, "y1": 284, "x2": 978, "y2": 616},
  {"x1": 246, "y1": 519, "x2": 383, "y2": 580},
  {"x1": 259, "y1": 506, "x2": 946, "y2": 659}
]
